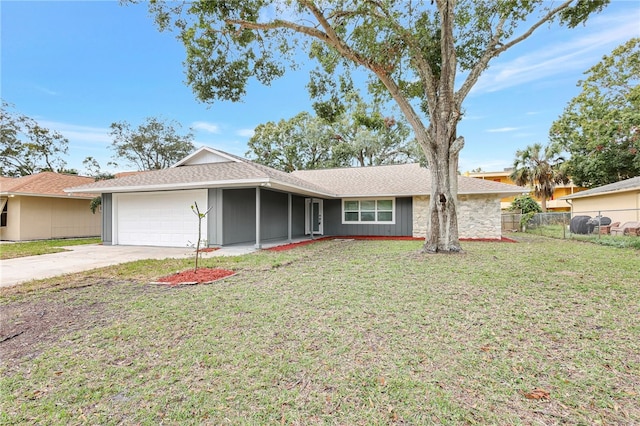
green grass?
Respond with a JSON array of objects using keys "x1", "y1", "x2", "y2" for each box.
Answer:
[
  {"x1": 1, "y1": 237, "x2": 638, "y2": 424},
  {"x1": 0, "y1": 237, "x2": 101, "y2": 260},
  {"x1": 526, "y1": 225, "x2": 640, "y2": 249}
]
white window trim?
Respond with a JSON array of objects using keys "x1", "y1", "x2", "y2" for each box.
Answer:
[
  {"x1": 341, "y1": 197, "x2": 396, "y2": 225},
  {"x1": 0, "y1": 198, "x2": 7, "y2": 227}
]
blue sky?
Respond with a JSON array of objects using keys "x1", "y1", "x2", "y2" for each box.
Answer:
[{"x1": 2, "y1": 1, "x2": 639, "y2": 175}]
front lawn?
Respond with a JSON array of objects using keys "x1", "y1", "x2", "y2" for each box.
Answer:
[
  {"x1": 1, "y1": 237, "x2": 638, "y2": 424},
  {"x1": 0, "y1": 237, "x2": 101, "y2": 260}
]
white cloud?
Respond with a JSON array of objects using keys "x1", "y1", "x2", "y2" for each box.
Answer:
[
  {"x1": 471, "y1": 10, "x2": 640, "y2": 95},
  {"x1": 459, "y1": 157, "x2": 512, "y2": 173},
  {"x1": 34, "y1": 85, "x2": 59, "y2": 96},
  {"x1": 486, "y1": 127, "x2": 519, "y2": 133},
  {"x1": 236, "y1": 128, "x2": 255, "y2": 138},
  {"x1": 39, "y1": 121, "x2": 111, "y2": 144},
  {"x1": 192, "y1": 121, "x2": 221, "y2": 134}
]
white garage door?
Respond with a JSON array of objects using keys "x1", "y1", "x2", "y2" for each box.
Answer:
[{"x1": 114, "y1": 190, "x2": 207, "y2": 247}]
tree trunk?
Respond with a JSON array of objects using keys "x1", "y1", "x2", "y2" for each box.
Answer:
[
  {"x1": 541, "y1": 195, "x2": 548, "y2": 212},
  {"x1": 420, "y1": 127, "x2": 464, "y2": 253}
]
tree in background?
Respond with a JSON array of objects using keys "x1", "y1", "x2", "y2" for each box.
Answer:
[
  {"x1": 550, "y1": 38, "x2": 640, "y2": 188},
  {"x1": 331, "y1": 95, "x2": 422, "y2": 167},
  {"x1": 1, "y1": 101, "x2": 70, "y2": 177},
  {"x1": 247, "y1": 96, "x2": 421, "y2": 172},
  {"x1": 510, "y1": 143, "x2": 569, "y2": 213},
  {"x1": 247, "y1": 112, "x2": 350, "y2": 172},
  {"x1": 110, "y1": 117, "x2": 195, "y2": 171},
  {"x1": 141, "y1": 0, "x2": 608, "y2": 252},
  {"x1": 83, "y1": 156, "x2": 116, "y2": 214},
  {"x1": 509, "y1": 194, "x2": 542, "y2": 230},
  {"x1": 83, "y1": 156, "x2": 116, "y2": 181}
]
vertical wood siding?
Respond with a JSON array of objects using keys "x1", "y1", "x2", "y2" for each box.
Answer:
[
  {"x1": 260, "y1": 190, "x2": 288, "y2": 241},
  {"x1": 222, "y1": 189, "x2": 256, "y2": 245}
]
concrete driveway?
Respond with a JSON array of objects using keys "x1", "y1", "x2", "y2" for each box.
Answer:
[{"x1": 0, "y1": 244, "x2": 256, "y2": 288}]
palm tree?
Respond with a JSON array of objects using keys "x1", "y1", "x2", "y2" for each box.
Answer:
[{"x1": 510, "y1": 143, "x2": 570, "y2": 212}]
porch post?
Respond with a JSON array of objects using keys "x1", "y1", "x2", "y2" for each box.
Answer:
[
  {"x1": 216, "y1": 189, "x2": 224, "y2": 245},
  {"x1": 255, "y1": 187, "x2": 261, "y2": 249},
  {"x1": 288, "y1": 193, "x2": 292, "y2": 242},
  {"x1": 309, "y1": 199, "x2": 314, "y2": 240}
]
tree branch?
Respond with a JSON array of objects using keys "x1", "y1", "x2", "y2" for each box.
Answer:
[{"x1": 456, "y1": 0, "x2": 573, "y2": 106}]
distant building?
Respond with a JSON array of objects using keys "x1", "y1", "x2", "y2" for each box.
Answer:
[
  {"x1": 0, "y1": 172, "x2": 101, "y2": 241},
  {"x1": 465, "y1": 168, "x2": 586, "y2": 212}
]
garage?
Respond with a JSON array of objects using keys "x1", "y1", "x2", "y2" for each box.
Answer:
[{"x1": 113, "y1": 190, "x2": 207, "y2": 247}]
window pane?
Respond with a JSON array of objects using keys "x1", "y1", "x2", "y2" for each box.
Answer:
[
  {"x1": 361, "y1": 212, "x2": 375, "y2": 221},
  {"x1": 344, "y1": 200, "x2": 359, "y2": 211},
  {"x1": 345, "y1": 212, "x2": 359, "y2": 222},
  {"x1": 377, "y1": 211, "x2": 392, "y2": 222},
  {"x1": 377, "y1": 200, "x2": 392, "y2": 210},
  {"x1": 361, "y1": 200, "x2": 375, "y2": 211}
]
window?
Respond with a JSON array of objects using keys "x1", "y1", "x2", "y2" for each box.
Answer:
[
  {"x1": 342, "y1": 199, "x2": 395, "y2": 224},
  {"x1": 0, "y1": 199, "x2": 7, "y2": 227}
]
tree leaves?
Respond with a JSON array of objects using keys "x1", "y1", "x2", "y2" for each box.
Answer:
[
  {"x1": 109, "y1": 117, "x2": 195, "y2": 171},
  {"x1": 550, "y1": 38, "x2": 640, "y2": 188},
  {"x1": 0, "y1": 101, "x2": 70, "y2": 177},
  {"x1": 510, "y1": 143, "x2": 569, "y2": 212},
  {"x1": 245, "y1": 96, "x2": 422, "y2": 171}
]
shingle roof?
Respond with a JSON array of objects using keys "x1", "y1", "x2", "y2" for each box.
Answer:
[
  {"x1": 65, "y1": 147, "x2": 525, "y2": 198},
  {"x1": 0, "y1": 172, "x2": 97, "y2": 198},
  {"x1": 292, "y1": 163, "x2": 525, "y2": 197},
  {"x1": 561, "y1": 176, "x2": 640, "y2": 200},
  {"x1": 65, "y1": 160, "x2": 333, "y2": 196}
]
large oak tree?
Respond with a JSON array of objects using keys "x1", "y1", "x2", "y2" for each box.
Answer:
[{"x1": 141, "y1": 0, "x2": 608, "y2": 252}]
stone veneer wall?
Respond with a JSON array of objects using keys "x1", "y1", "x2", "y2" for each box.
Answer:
[{"x1": 412, "y1": 195, "x2": 502, "y2": 239}]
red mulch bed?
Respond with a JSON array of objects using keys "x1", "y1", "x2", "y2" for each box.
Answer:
[
  {"x1": 156, "y1": 267, "x2": 235, "y2": 286},
  {"x1": 197, "y1": 247, "x2": 220, "y2": 253},
  {"x1": 267, "y1": 236, "x2": 516, "y2": 251}
]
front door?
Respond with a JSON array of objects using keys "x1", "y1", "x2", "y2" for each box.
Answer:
[{"x1": 305, "y1": 198, "x2": 323, "y2": 235}]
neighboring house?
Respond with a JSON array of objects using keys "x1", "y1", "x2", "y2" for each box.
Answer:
[
  {"x1": 65, "y1": 147, "x2": 525, "y2": 248},
  {"x1": 0, "y1": 172, "x2": 101, "y2": 241},
  {"x1": 560, "y1": 176, "x2": 640, "y2": 223},
  {"x1": 465, "y1": 168, "x2": 585, "y2": 211}
]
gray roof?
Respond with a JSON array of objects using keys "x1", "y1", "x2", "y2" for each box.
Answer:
[
  {"x1": 65, "y1": 158, "x2": 333, "y2": 196},
  {"x1": 292, "y1": 163, "x2": 525, "y2": 197},
  {"x1": 561, "y1": 176, "x2": 640, "y2": 200},
  {"x1": 66, "y1": 147, "x2": 526, "y2": 198}
]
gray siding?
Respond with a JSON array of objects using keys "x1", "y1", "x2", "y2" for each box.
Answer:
[
  {"x1": 260, "y1": 190, "x2": 288, "y2": 241},
  {"x1": 222, "y1": 188, "x2": 256, "y2": 245},
  {"x1": 322, "y1": 197, "x2": 412, "y2": 236},
  {"x1": 207, "y1": 189, "x2": 223, "y2": 246},
  {"x1": 291, "y1": 195, "x2": 306, "y2": 237},
  {"x1": 102, "y1": 193, "x2": 112, "y2": 245}
]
